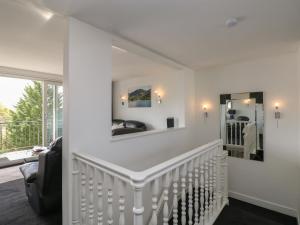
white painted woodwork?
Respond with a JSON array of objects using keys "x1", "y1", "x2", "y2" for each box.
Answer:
[
  {"x1": 107, "y1": 174, "x2": 114, "y2": 225},
  {"x1": 172, "y1": 168, "x2": 179, "y2": 225},
  {"x1": 199, "y1": 156, "x2": 205, "y2": 225},
  {"x1": 88, "y1": 166, "x2": 94, "y2": 225},
  {"x1": 163, "y1": 173, "x2": 170, "y2": 225},
  {"x1": 209, "y1": 156, "x2": 213, "y2": 220},
  {"x1": 188, "y1": 160, "x2": 193, "y2": 225},
  {"x1": 213, "y1": 152, "x2": 217, "y2": 215},
  {"x1": 72, "y1": 159, "x2": 80, "y2": 225},
  {"x1": 204, "y1": 157, "x2": 209, "y2": 223},
  {"x1": 118, "y1": 179, "x2": 126, "y2": 225},
  {"x1": 180, "y1": 163, "x2": 187, "y2": 225},
  {"x1": 71, "y1": 140, "x2": 228, "y2": 225},
  {"x1": 194, "y1": 157, "x2": 200, "y2": 224},
  {"x1": 133, "y1": 185, "x2": 144, "y2": 225},
  {"x1": 80, "y1": 162, "x2": 87, "y2": 225},
  {"x1": 96, "y1": 169, "x2": 104, "y2": 225},
  {"x1": 150, "y1": 179, "x2": 159, "y2": 225}
]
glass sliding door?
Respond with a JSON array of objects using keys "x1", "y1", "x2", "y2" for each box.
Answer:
[{"x1": 44, "y1": 82, "x2": 63, "y2": 146}]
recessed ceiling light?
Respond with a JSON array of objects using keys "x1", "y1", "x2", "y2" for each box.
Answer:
[
  {"x1": 225, "y1": 17, "x2": 239, "y2": 28},
  {"x1": 112, "y1": 45, "x2": 127, "y2": 53}
]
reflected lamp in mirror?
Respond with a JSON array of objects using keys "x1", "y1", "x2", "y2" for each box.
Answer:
[
  {"x1": 220, "y1": 92, "x2": 264, "y2": 162},
  {"x1": 120, "y1": 95, "x2": 127, "y2": 106},
  {"x1": 154, "y1": 90, "x2": 162, "y2": 104}
]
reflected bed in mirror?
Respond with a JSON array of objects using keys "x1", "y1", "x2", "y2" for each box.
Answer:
[
  {"x1": 220, "y1": 92, "x2": 264, "y2": 161},
  {"x1": 111, "y1": 44, "x2": 186, "y2": 137}
]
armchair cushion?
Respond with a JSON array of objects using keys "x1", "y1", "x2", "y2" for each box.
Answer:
[{"x1": 19, "y1": 162, "x2": 39, "y2": 183}]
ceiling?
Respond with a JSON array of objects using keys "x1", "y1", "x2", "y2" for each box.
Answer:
[
  {"x1": 2, "y1": 0, "x2": 300, "y2": 76},
  {"x1": 44, "y1": 0, "x2": 300, "y2": 69},
  {"x1": 0, "y1": 0, "x2": 177, "y2": 78},
  {"x1": 0, "y1": 0, "x2": 65, "y2": 75}
]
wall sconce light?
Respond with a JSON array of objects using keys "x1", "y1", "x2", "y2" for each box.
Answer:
[
  {"x1": 154, "y1": 90, "x2": 162, "y2": 104},
  {"x1": 244, "y1": 99, "x2": 251, "y2": 106},
  {"x1": 121, "y1": 96, "x2": 127, "y2": 106},
  {"x1": 274, "y1": 102, "x2": 280, "y2": 128},
  {"x1": 203, "y1": 104, "x2": 208, "y2": 118}
]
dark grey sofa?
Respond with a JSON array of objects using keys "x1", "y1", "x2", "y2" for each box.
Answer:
[{"x1": 112, "y1": 119, "x2": 147, "y2": 136}]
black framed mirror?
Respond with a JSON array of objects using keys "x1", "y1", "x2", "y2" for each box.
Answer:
[{"x1": 220, "y1": 92, "x2": 264, "y2": 161}]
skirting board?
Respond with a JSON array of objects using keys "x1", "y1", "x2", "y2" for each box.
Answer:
[{"x1": 229, "y1": 190, "x2": 298, "y2": 219}]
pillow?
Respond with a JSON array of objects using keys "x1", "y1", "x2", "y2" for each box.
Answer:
[{"x1": 112, "y1": 123, "x2": 124, "y2": 130}]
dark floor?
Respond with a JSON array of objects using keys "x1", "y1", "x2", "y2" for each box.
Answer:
[
  {"x1": 0, "y1": 167, "x2": 61, "y2": 225},
  {"x1": 214, "y1": 198, "x2": 297, "y2": 225}
]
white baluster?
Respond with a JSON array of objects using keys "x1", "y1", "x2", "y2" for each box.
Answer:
[
  {"x1": 216, "y1": 145, "x2": 223, "y2": 211},
  {"x1": 72, "y1": 158, "x2": 80, "y2": 225},
  {"x1": 180, "y1": 163, "x2": 187, "y2": 225},
  {"x1": 107, "y1": 174, "x2": 114, "y2": 225},
  {"x1": 80, "y1": 162, "x2": 87, "y2": 225},
  {"x1": 118, "y1": 179, "x2": 126, "y2": 225},
  {"x1": 199, "y1": 156, "x2": 205, "y2": 225},
  {"x1": 194, "y1": 157, "x2": 200, "y2": 224},
  {"x1": 133, "y1": 183, "x2": 144, "y2": 225},
  {"x1": 222, "y1": 151, "x2": 229, "y2": 205},
  {"x1": 173, "y1": 168, "x2": 179, "y2": 225},
  {"x1": 212, "y1": 150, "x2": 217, "y2": 216},
  {"x1": 239, "y1": 122, "x2": 242, "y2": 145},
  {"x1": 150, "y1": 179, "x2": 159, "y2": 225},
  {"x1": 233, "y1": 121, "x2": 236, "y2": 145},
  {"x1": 204, "y1": 155, "x2": 209, "y2": 223},
  {"x1": 96, "y1": 170, "x2": 104, "y2": 225},
  {"x1": 188, "y1": 161, "x2": 193, "y2": 225},
  {"x1": 209, "y1": 154, "x2": 213, "y2": 220},
  {"x1": 88, "y1": 166, "x2": 95, "y2": 225},
  {"x1": 230, "y1": 123, "x2": 233, "y2": 144},
  {"x1": 163, "y1": 172, "x2": 170, "y2": 225}
]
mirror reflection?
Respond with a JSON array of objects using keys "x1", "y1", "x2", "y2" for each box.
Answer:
[
  {"x1": 111, "y1": 45, "x2": 186, "y2": 136},
  {"x1": 220, "y1": 92, "x2": 264, "y2": 161}
]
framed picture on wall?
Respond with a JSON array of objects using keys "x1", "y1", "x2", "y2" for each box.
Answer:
[{"x1": 128, "y1": 85, "x2": 151, "y2": 107}]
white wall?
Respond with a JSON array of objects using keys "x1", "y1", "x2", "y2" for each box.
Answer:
[
  {"x1": 64, "y1": 18, "x2": 198, "y2": 225},
  {"x1": 196, "y1": 52, "x2": 300, "y2": 217},
  {"x1": 112, "y1": 72, "x2": 185, "y2": 130}
]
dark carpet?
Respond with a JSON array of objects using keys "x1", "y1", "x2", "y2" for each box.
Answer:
[
  {"x1": 214, "y1": 198, "x2": 297, "y2": 225},
  {"x1": 0, "y1": 178, "x2": 61, "y2": 225}
]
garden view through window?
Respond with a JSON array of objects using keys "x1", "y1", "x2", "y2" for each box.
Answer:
[{"x1": 0, "y1": 76, "x2": 63, "y2": 166}]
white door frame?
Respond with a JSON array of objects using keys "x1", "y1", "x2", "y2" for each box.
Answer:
[{"x1": 43, "y1": 81, "x2": 63, "y2": 146}]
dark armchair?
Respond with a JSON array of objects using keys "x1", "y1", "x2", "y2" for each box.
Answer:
[{"x1": 19, "y1": 137, "x2": 62, "y2": 215}]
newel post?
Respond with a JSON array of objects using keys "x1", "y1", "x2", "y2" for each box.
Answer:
[
  {"x1": 72, "y1": 157, "x2": 80, "y2": 225},
  {"x1": 132, "y1": 180, "x2": 145, "y2": 225}
]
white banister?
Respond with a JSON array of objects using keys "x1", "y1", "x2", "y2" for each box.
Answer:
[
  {"x1": 194, "y1": 157, "x2": 199, "y2": 224},
  {"x1": 96, "y1": 169, "x2": 103, "y2": 225},
  {"x1": 80, "y1": 162, "x2": 87, "y2": 225},
  {"x1": 204, "y1": 156, "x2": 209, "y2": 223},
  {"x1": 188, "y1": 160, "x2": 193, "y2": 225},
  {"x1": 107, "y1": 174, "x2": 114, "y2": 225},
  {"x1": 150, "y1": 179, "x2": 159, "y2": 225},
  {"x1": 180, "y1": 163, "x2": 187, "y2": 225},
  {"x1": 172, "y1": 168, "x2": 179, "y2": 225},
  {"x1": 118, "y1": 179, "x2": 126, "y2": 225},
  {"x1": 199, "y1": 155, "x2": 205, "y2": 225},
  {"x1": 72, "y1": 158, "x2": 80, "y2": 225},
  {"x1": 72, "y1": 139, "x2": 228, "y2": 225},
  {"x1": 88, "y1": 166, "x2": 94, "y2": 225},
  {"x1": 163, "y1": 172, "x2": 170, "y2": 225}
]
